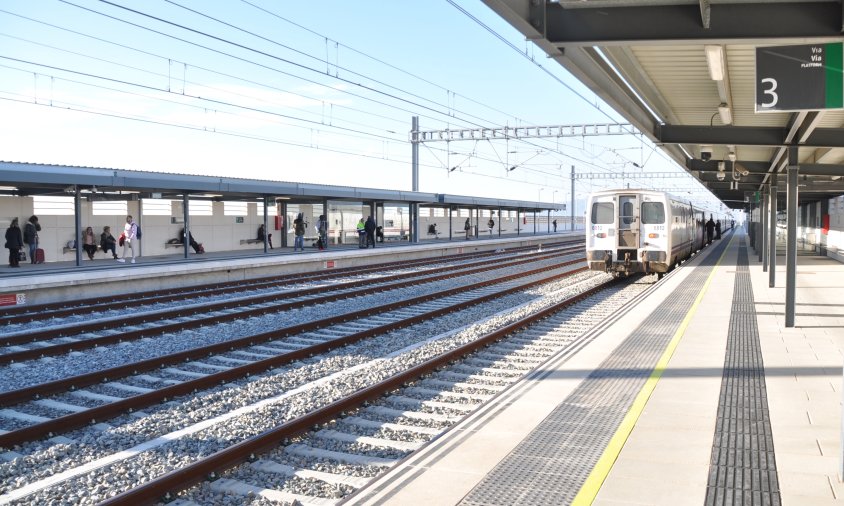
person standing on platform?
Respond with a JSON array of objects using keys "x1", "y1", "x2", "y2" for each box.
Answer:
[
  {"x1": 705, "y1": 215, "x2": 716, "y2": 245},
  {"x1": 293, "y1": 213, "x2": 306, "y2": 252},
  {"x1": 364, "y1": 215, "x2": 376, "y2": 248},
  {"x1": 487, "y1": 217, "x2": 495, "y2": 236},
  {"x1": 715, "y1": 220, "x2": 722, "y2": 240},
  {"x1": 464, "y1": 218, "x2": 471, "y2": 240},
  {"x1": 553, "y1": 219, "x2": 557, "y2": 233},
  {"x1": 316, "y1": 215, "x2": 328, "y2": 250},
  {"x1": 100, "y1": 226, "x2": 118, "y2": 259},
  {"x1": 117, "y1": 215, "x2": 138, "y2": 263},
  {"x1": 5, "y1": 218, "x2": 23, "y2": 268},
  {"x1": 23, "y1": 215, "x2": 40, "y2": 264},
  {"x1": 356, "y1": 218, "x2": 366, "y2": 248},
  {"x1": 257, "y1": 224, "x2": 273, "y2": 249}
]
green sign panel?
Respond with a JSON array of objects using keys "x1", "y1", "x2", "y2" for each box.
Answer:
[{"x1": 756, "y1": 42, "x2": 843, "y2": 112}]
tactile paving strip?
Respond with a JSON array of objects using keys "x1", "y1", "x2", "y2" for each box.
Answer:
[
  {"x1": 460, "y1": 238, "x2": 733, "y2": 506},
  {"x1": 704, "y1": 238, "x2": 781, "y2": 506}
]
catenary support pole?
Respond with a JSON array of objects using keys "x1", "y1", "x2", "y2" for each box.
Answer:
[
  {"x1": 571, "y1": 165, "x2": 576, "y2": 231},
  {"x1": 411, "y1": 116, "x2": 419, "y2": 243}
]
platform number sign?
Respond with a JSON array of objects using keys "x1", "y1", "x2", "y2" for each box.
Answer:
[{"x1": 756, "y1": 43, "x2": 843, "y2": 112}]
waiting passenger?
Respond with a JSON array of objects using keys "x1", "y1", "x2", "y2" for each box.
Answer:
[
  {"x1": 257, "y1": 224, "x2": 273, "y2": 249},
  {"x1": 376, "y1": 225, "x2": 384, "y2": 243},
  {"x1": 705, "y1": 215, "x2": 716, "y2": 244},
  {"x1": 82, "y1": 226, "x2": 98, "y2": 260},
  {"x1": 464, "y1": 218, "x2": 471, "y2": 240},
  {"x1": 316, "y1": 215, "x2": 328, "y2": 250},
  {"x1": 5, "y1": 218, "x2": 23, "y2": 268},
  {"x1": 553, "y1": 219, "x2": 557, "y2": 233},
  {"x1": 23, "y1": 215, "x2": 40, "y2": 264},
  {"x1": 293, "y1": 213, "x2": 306, "y2": 252},
  {"x1": 715, "y1": 220, "x2": 722, "y2": 240},
  {"x1": 100, "y1": 226, "x2": 118, "y2": 259},
  {"x1": 179, "y1": 228, "x2": 204, "y2": 254},
  {"x1": 364, "y1": 216, "x2": 376, "y2": 248},
  {"x1": 117, "y1": 215, "x2": 138, "y2": 264},
  {"x1": 487, "y1": 218, "x2": 495, "y2": 236},
  {"x1": 427, "y1": 223, "x2": 438, "y2": 238},
  {"x1": 356, "y1": 218, "x2": 366, "y2": 248}
]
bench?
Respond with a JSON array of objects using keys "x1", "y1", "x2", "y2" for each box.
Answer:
[
  {"x1": 64, "y1": 245, "x2": 105, "y2": 254},
  {"x1": 240, "y1": 239, "x2": 262, "y2": 245},
  {"x1": 165, "y1": 242, "x2": 183, "y2": 248}
]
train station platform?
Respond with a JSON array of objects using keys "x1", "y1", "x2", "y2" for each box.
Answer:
[
  {"x1": 352, "y1": 227, "x2": 844, "y2": 505},
  {"x1": 0, "y1": 231, "x2": 577, "y2": 306}
]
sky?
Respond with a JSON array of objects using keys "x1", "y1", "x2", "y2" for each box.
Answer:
[{"x1": 0, "y1": 0, "x2": 722, "y2": 211}]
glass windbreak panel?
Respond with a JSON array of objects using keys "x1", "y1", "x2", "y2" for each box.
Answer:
[
  {"x1": 452, "y1": 207, "x2": 474, "y2": 237},
  {"x1": 287, "y1": 203, "x2": 323, "y2": 243},
  {"x1": 382, "y1": 203, "x2": 409, "y2": 242},
  {"x1": 327, "y1": 202, "x2": 368, "y2": 245},
  {"x1": 641, "y1": 202, "x2": 665, "y2": 224},
  {"x1": 591, "y1": 202, "x2": 614, "y2": 224},
  {"x1": 421, "y1": 206, "x2": 447, "y2": 240}
]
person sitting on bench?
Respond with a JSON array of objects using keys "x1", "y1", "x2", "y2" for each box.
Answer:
[
  {"x1": 257, "y1": 224, "x2": 273, "y2": 249},
  {"x1": 179, "y1": 228, "x2": 204, "y2": 254}
]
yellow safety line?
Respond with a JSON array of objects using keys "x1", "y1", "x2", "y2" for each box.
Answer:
[{"x1": 571, "y1": 235, "x2": 734, "y2": 505}]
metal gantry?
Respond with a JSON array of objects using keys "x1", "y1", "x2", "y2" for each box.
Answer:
[{"x1": 410, "y1": 123, "x2": 635, "y2": 143}]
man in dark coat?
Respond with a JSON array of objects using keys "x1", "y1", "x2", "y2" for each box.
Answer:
[
  {"x1": 705, "y1": 215, "x2": 716, "y2": 244},
  {"x1": 5, "y1": 218, "x2": 24, "y2": 267},
  {"x1": 364, "y1": 216, "x2": 376, "y2": 248}
]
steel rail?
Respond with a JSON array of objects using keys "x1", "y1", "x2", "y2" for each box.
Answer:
[
  {"x1": 96, "y1": 276, "x2": 614, "y2": 506},
  {"x1": 0, "y1": 247, "x2": 580, "y2": 364},
  {"x1": 0, "y1": 261, "x2": 586, "y2": 448},
  {"x1": 1, "y1": 240, "x2": 581, "y2": 322}
]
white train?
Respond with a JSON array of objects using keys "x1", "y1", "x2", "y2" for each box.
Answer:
[{"x1": 585, "y1": 189, "x2": 731, "y2": 278}]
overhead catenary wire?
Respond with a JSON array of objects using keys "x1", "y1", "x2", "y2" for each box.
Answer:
[{"x1": 0, "y1": 1, "x2": 707, "y2": 202}]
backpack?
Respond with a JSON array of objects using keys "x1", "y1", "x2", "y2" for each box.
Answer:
[{"x1": 135, "y1": 224, "x2": 142, "y2": 239}]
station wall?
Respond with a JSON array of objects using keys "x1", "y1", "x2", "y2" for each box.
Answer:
[{"x1": 1, "y1": 196, "x2": 575, "y2": 263}]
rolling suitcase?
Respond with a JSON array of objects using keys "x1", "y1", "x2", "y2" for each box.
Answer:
[{"x1": 35, "y1": 248, "x2": 45, "y2": 264}]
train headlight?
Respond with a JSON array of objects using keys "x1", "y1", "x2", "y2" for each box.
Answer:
[
  {"x1": 648, "y1": 233, "x2": 659, "y2": 239},
  {"x1": 596, "y1": 233, "x2": 607, "y2": 238}
]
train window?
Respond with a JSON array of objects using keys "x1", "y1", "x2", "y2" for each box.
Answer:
[
  {"x1": 620, "y1": 200, "x2": 634, "y2": 225},
  {"x1": 641, "y1": 202, "x2": 665, "y2": 224},
  {"x1": 591, "y1": 202, "x2": 613, "y2": 224}
]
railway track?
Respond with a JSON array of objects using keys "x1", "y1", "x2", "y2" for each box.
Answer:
[
  {"x1": 0, "y1": 267, "x2": 659, "y2": 506},
  {"x1": 0, "y1": 244, "x2": 581, "y2": 365},
  {"x1": 0, "y1": 255, "x2": 586, "y2": 448},
  {"x1": 1, "y1": 241, "x2": 581, "y2": 325}
]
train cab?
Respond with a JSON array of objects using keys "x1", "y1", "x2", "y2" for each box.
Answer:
[{"x1": 586, "y1": 190, "x2": 688, "y2": 278}]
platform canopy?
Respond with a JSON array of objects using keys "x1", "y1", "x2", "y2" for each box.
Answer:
[
  {"x1": 0, "y1": 161, "x2": 559, "y2": 213},
  {"x1": 483, "y1": 0, "x2": 844, "y2": 209}
]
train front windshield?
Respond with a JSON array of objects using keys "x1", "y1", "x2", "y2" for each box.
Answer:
[
  {"x1": 591, "y1": 202, "x2": 613, "y2": 224},
  {"x1": 641, "y1": 202, "x2": 665, "y2": 224}
]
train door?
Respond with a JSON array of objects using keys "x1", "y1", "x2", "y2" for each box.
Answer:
[{"x1": 617, "y1": 194, "x2": 641, "y2": 252}]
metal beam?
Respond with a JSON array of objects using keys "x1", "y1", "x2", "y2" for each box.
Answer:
[
  {"x1": 656, "y1": 125, "x2": 844, "y2": 148},
  {"x1": 544, "y1": 2, "x2": 844, "y2": 46},
  {"x1": 689, "y1": 159, "x2": 844, "y2": 176}
]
